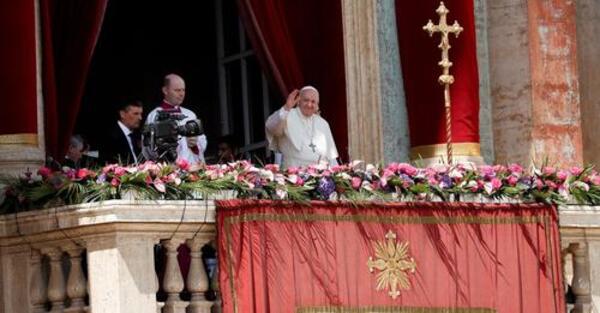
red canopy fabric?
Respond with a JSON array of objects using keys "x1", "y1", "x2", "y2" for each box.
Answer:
[
  {"x1": 0, "y1": 1, "x2": 38, "y2": 142},
  {"x1": 40, "y1": 0, "x2": 107, "y2": 159},
  {"x1": 396, "y1": 0, "x2": 481, "y2": 148},
  {"x1": 218, "y1": 200, "x2": 564, "y2": 313}
]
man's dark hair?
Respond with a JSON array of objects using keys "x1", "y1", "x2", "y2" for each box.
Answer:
[
  {"x1": 218, "y1": 134, "x2": 237, "y2": 149},
  {"x1": 118, "y1": 99, "x2": 143, "y2": 112}
]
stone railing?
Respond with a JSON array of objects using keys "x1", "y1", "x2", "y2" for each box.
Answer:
[
  {"x1": 0, "y1": 200, "x2": 217, "y2": 313},
  {"x1": 559, "y1": 205, "x2": 600, "y2": 313},
  {"x1": 0, "y1": 201, "x2": 598, "y2": 313}
]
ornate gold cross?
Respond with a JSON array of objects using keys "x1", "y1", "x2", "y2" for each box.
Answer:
[
  {"x1": 367, "y1": 230, "x2": 416, "y2": 299},
  {"x1": 423, "y1": 2, "x2": 463, "y2": 164}
]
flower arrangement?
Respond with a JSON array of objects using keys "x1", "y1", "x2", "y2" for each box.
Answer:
[{"x1": 2, "y1": 160, "x2": 600, "y2": 213}]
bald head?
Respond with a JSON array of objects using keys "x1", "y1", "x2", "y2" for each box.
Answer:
[{"x1": 162, "y1": 74, "x2": 186, "y2": 106}]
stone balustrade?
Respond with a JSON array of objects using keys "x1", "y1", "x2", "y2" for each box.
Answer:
[
  {"x1": 0, "y1": 200, "x2": 217, "y2": 313},
  {"x1": 0, "y1": 201, "x2": 598, "y2": 313},
  {"x1": 559, "y1": 205, "x2": 600, "y2": 313}
]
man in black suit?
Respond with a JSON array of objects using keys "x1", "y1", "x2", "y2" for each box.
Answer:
[{"x1": 99, "y1": 100, "x2": 143, "y2": 165}]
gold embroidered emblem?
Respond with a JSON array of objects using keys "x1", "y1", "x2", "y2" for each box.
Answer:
[{"x1": 367, "y1": 230, "x2": 416, "y2": 299}]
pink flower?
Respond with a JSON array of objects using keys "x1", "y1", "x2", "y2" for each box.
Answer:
[
  {"x1": 556, "y1": 170, "x2": 569, "y2": 181},
  {"x1": 176, "y1": 159, "x2": 190, "y2": 171},
  {"x1": 371, "y1": 181, "x2": 380, "y2": 190},
  {"x1": 153, "y1": 178, "x2": 166, "y2": 193},
  {"x1": 493, "y1": 165, "x2": 507, "y2": 173},
  {"x1": 296, "y1": 177, "x2": 304, "y2": 186},
  {"x1": 264, "y1": 164, "x2": 280, "y2": 173},
  {"x1": 544, "y1": 180, "x2": 557, "y2": 190},
  {"x1": 37, "y1": 167, "x2": 52, "y2": 178},
  {"x1": 491, "y1": 178, "x2": 502, "y2": 190},
  {"x1": 428, "y1": 177, "x2": 439, "y2": 185},
  {"x1": 76, "y1": 168, "x2": 92, "y2": 180},
  {"x1": 114, "y1": 167, "x2": 127, "y2": 177},
  {"x1": 110, "y1": 177, "x2": 120, "y2": 187},
  {"x1": 508, "y1": 163, "x2": 523, "y2": 175},
  {"x1": 102, "y1": 164, "x2": 117, "y2": 174},
  {"x1": 507, "y1": 175, "x2": 518, "y2": 186},
  {"x1": 543, "y1": 167, "x2": 556, "y2": 176},
  {"x1": 331, "y1": 165, "x2": 345, "y2": 173},
  {"x1": 535, "y1": 178, "x2": 544, "y2": 190},
  {"x1": 386, "y1": 163, "x2": 400, "y2": 172},
  {"x1": 479, "y1": 165, "x2": 495, "y2": 177},
  {"x1": 570, "y1": 166, "x2": 583, "y2": 176},
  {"x1": 287, "y1": 167, "x2": 299, "y2": 175},
  {"x1": 400, "y1": 164, "x2": 417, "y2": 176},
  {"x1": 590, "y1": 174, "x2": 600, "y2": 186}
]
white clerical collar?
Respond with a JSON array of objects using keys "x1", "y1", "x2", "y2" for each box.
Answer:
[{"x1": 117, "y1": 120, "x2": 132, "y2": 136}]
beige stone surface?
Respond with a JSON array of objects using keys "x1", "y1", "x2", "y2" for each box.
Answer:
[
  {"x1": 488, "y1": 0, "x2": 584, "y2": 167},
  {"x1": 87, "y1": 234, "x2": 159, "y2": 313},
  {"x1": 341, "y1": 0, "x2": 384, "y2": 164},
  {"x1": 0, "y1": 200, "x2": 216, "y2": 313},
  {"x1": 487, "y1": 0, "x2": 534, "y2": 165},
  {"x1": 576, "y1": 0, "x2": 600, "y2": 167}
]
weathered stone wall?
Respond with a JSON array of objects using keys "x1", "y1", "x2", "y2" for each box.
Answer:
[{"x1": 576, "y1": 0, "x2": 600, "y2": 166}]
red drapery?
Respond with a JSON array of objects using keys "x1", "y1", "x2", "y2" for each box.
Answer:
[
  {"x1": 218, "y1": 200, "x2": 564, "y2": 313},
  {"x1": 40, "y1": 0, "x2": 107, "y2": 159},
  {"x1": 0, "y1": 1, "x2": 38, "y2": 145},
  {"x1": 237, "y1": 0, "x2": 349, "y2": 161},
  {"x1": 396, "y1": 1, "x2": 480, "y2": 158}
]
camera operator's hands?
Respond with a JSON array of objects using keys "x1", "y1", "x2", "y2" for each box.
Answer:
[{"x1": 186, "y1": 136, "x2": 199, "y2": 149}]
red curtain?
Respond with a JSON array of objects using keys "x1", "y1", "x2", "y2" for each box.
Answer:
[
  {"x1": 0, "y1": 1, "x2": 38, "y2": 141},
  {"x1": 395, "y1": 1, "x2": 480, "y2": 148},
  {"x1": 237, "y1": 0, "x2": 349, "y2": 161},
  {"x1": 40, "y1": 0, "x2": 107, "y2": 159},
  {"x1": 217, "y1": 200, "x2": 564, "y2": 313}
]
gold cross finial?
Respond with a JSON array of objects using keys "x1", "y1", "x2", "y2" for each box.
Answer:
[{"x1": 423, "y1": 2, "x2": 463, "y2": 164}]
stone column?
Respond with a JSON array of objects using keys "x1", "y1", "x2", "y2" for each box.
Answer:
[
  {"x1": 162, "y1": 239, "x2": 186, "y2": 313},
  {"x1": 341, "y1": 0, "x2": 410, "y2": 164},
  {"x1": 576, "y1": 0, "x2": 600, "y2": 166},
  {"x1": 29, "y1": 250, "x2": 46, "y2": 313},
  {"x1": 65, "y1": 247, "x2": 87, "y2": 312},
  {"x1": 342, "y1": 0, "x2": 383, "y2": 164},
  {"x1": 0, "y1": 247, "x2": 33, "y2": 313},
  {"x1": 568, "y1": 242, "x2": 592, "y2": 313},
  {"x1": 488, "y1": 0, "x2": 583, "y2": 166},
  {"x1": 86, "y1": 234, "x2": 159, "y2": 313},
  {"x1": 186, "y1": 238, "x2": 212, "y2": 313},
  {"x1": 44, "y1": 247, "x2": 66, "y2": 312}
]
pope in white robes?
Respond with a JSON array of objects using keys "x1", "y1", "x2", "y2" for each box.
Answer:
[{"x1": 265, "y1": 86, "x2": 339, "y2": 168}]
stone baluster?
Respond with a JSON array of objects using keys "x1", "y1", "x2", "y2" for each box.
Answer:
[
  {"x1": 162, "y1": 239, "x2": 186, "y2": 313},
  {"x1": 29, "y1": 250, "x2": 47, "y2": 313},
  {"x1": 65, "y1": 247, "x2": 87, "y2": 312},
  {"x1": 44, "y1": 247, "x2": 66, "y2": 312},
  {"x1": 156, "y1": 261, "x2": 162, "y2": 313},
  {"x1": 186, "y1": 238, "x2": 212, "y2": 313},
  {"x1": 568, "y1": 242, "x2": 592, "y2": 313},
  {"x1": 211, "y1": 254, "x2": 221, "y2": 313}
]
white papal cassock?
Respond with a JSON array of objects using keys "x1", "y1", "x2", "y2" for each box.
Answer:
[{"x1": 266, "y1": 107, "x2": 338, "y2": 168}]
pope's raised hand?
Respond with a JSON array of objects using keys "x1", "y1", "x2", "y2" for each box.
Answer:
[{"x1": 284, "y1": 89, "x2": 300, "y2": 111}]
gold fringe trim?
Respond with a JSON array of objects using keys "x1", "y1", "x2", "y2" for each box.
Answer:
[
  {"x1": 296, "y1": 307, "x2": 495, "y2": 313},
  {"x1": 410, "y1": 143, "x2": 480, "y2": 160},
  {"x1": 0, "y1": 133, "x2": 38, "y2": 145},
  {"x1": 226, "y1": 213, "x2": 548, "y2": 225}
]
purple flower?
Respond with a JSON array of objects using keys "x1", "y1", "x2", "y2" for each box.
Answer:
[
  {"x1": 439, "y1": 175, "x2": 453, "y2": 189},
  {"x1": 317, "y1": 177, "x2": 336, "y2": 200},
  {"x1": 96, "y1": 173, "x2": 107, "y2": 184}
]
